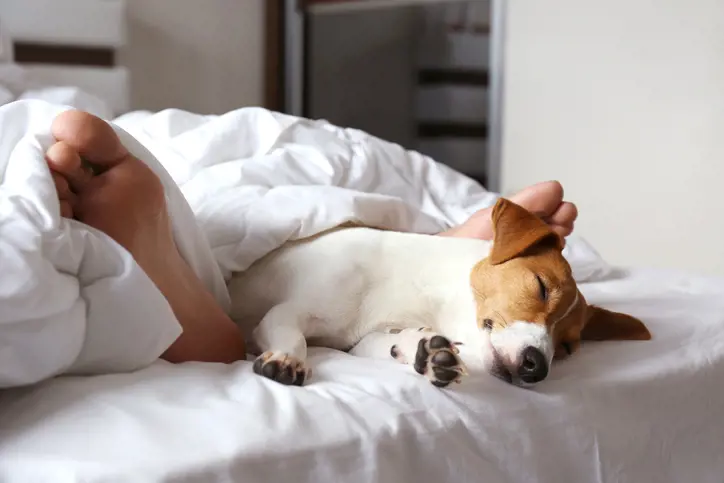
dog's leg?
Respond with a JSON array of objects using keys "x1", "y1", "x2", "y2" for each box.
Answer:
[
  {"x1": 251, "y1": 304, "x2": 310, "y2": 386},
  {"x1": 350, "y1": 328, "x2": 467, "y2": 388}
]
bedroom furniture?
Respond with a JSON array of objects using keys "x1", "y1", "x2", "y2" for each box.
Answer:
[
  {"x1": 268, "y1": 0, "x2": 504, "y2": 191},
  {"x1": 0, "y1": 0, "x2": 129, "y2": 115},
  {"x1": 415, "y1": 4, "x2": 490, "y2": 185}
]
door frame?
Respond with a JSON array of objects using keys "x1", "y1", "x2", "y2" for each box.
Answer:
[
  {"x1": 264, "y1": 0, "x2": 284, "y2": 111},
  {"x1": 264, "y1": 0, "x2": 306, "y2": 116},
  {"x1": 264, "y1": 0, "x2": 506, "y2": 191},
  {"x1": 485, "y1": 0, "x2": 506, "y2": 192}
]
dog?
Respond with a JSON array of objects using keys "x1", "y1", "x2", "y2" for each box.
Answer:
[{"x1": 228, "y1": 198, "x2": 651, "y2": 388}]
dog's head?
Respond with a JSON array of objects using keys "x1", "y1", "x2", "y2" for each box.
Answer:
[{"x1": 470, "y1": 198, "x2": 651, "y2": 387}]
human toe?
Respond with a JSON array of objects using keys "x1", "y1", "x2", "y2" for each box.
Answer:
[
  {"x1": 51, "y1": 110, "x2": 128, "y2": 170},
  {"x1": 509, "y1": 180, "x2": 565, "y2": 218},
  {"x1": 50, "y1": 171, "x2": 76, "y2": 218},
  {"x1": 549, "y1": 201, "x2": 578, "y2": 228},
  {"x1": 46, "y1": 142, "x2": 92, "y2": 193},
  {"x1": 50, "y1": 170, "x2": 72, "y2": 199}
]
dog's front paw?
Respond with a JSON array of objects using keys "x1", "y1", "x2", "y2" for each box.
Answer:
[
  {"x1": 252, "y1": 352, "x2": 310, "y2": 386},
  {"x1": 413, "y1": 335, "x2": 467, "y2": 388}
]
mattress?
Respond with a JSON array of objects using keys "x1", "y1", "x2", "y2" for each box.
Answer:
[{"x1": 2, "y1": 266, "x2": 724, "y2": 482}]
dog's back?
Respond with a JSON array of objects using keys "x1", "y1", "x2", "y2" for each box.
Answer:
[
  {"x1": 229, "y1": 228, "x2": 378, "y2": 329},
  {"x1": 228, "y1": 227, "x2": 489, "y2": 346}
]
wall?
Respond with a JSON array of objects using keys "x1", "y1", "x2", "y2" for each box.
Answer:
[
  {"x1": 308, "y1": 7, "x2": 419, "y2": 148},
  {"x1": 501, "y1": 0, "x2": 724, "y2": 275},
  {"x1": 119, "y1": 0, "x2": 264, "y2": 114}
]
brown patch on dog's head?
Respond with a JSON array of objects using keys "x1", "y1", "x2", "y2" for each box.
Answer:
[{"x1": 469, "y1": 198, "x2": 650, "y2": 387}]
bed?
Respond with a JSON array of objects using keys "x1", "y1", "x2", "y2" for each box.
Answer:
[
  {"x1": 2, "y1": 3, "x2": 724, "y2": 483},
  {"x1": 2, "y1": 258, "x2": 724, "y2": 482}
]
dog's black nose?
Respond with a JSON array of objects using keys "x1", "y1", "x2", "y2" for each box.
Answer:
[{"x1": 517, "y1": 347, "x2": 548, "y2": 384}]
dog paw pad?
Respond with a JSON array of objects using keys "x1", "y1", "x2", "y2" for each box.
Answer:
[
  {"x1": 413, "y1": 336, "x2": 466, "y2": 388},
  {"x1": 253, "y1": 352, "x2": 310, "y2": 386}
]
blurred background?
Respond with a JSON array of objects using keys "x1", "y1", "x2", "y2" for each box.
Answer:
[{"x1": 1, "y1": 0, "x2": 723, "y2": 275}]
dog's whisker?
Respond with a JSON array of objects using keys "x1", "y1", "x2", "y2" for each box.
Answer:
[{"x1": 493, "y1": 310, "x2": 509, "y2": 327}]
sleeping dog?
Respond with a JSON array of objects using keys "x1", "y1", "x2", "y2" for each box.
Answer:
[{"x1": 228, "y1": 198, "x2": 651, "y2": 388}]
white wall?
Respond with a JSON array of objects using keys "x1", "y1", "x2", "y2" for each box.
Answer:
[
  {"x1": 119, "y1": 0, "x2": 264, "y2": 114},
  {"x1": 501, "y1": 0, "x2": 724, "y2": 275}
]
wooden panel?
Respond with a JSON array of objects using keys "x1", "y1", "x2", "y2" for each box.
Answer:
[
  {"x1": 418, "y1": 121, "x2": 488, "y2": 138},
  {"x1": 265, "y1": 0, "x2": 285, "y2": 111},
  {"x1": 418, "y1": 68, "x2": 489, "y2": 87},
  {"x1": 14, "y1": 43, "x2": 115, "y2": 67},
  {"x1": 305, "y1": 0, "x2": 358, "y2": 4},
  {"x1": 305, "y1": 0, "x2": 481, "y2": 13}
]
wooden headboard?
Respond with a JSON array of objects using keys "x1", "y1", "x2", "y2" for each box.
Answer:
[{"x1": 0, "y1": 0, "x2": 130, "y2": 114}]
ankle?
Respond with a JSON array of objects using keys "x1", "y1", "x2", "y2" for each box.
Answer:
[
  {"x1": 155, "y1": 260, "x2": 247, "y2": 363},
  {"x1": 161, "y1": 290, "x2": 247, "y2": 363}
]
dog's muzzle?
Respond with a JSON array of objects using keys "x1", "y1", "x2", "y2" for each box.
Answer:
[
  {"x1": 488, "y1": 321, "x2": 554, "y2": 388},
  {"x1": 487, "y1": 292, "x2": 580, "y2": 387},
  {"x1": 489, "y1": 345, "x2": 549, "y2": 387}
]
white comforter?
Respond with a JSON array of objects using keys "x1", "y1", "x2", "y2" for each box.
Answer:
[
  {"x1": 0, "y1": 99, "x2": 605, "y2": 388},
  {"x1": 1, "y1": 99, "x2": 723, "y2": 482}
]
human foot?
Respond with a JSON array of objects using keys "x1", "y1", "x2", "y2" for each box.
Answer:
[
  {"x1": 46, "y1": 110, "x2": 246, "y2": 364},
  {"x1": 439, "y1": 181, "x2": 577, "y2": 241}
]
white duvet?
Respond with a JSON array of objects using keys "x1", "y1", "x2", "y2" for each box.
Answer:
[{"x1": 1, "y1": 99, "x2": 724, "y2": 482}]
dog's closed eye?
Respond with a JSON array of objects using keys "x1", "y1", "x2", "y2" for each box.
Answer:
[{"x1": 535, "y1": 275, "x2": 548, "y2": 301}]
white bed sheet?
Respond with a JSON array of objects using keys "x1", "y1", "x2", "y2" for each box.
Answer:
[{"x1": 1, "y1": 267, "x2": 724, "y2": 482}]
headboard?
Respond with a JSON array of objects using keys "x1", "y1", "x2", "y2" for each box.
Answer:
[{"x1": 0, "y1": 0, "x2": 129, "y2": 115}]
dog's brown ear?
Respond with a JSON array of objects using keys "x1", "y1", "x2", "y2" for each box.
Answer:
[
  {"x1": 489, "y1": 198, "x2": 563, "y2": 265},
  {"x1": 581, "y1": 306, "x2": 651, "y2": 341}
]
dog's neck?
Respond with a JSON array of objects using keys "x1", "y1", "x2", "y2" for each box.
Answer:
[{"x1": 374, "y1": 230, "x2": 491, "y2": 340}]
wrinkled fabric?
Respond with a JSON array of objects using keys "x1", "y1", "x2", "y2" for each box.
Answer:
[
  {"x1": 2, "y1": 267, "x2": 724, "y2": 483},
  {"x1": 0, "y1": 100, "x2": 226, "y2": 387},
  {"x1": 0, "y1": 99, "x2": 608, "y2": 389}
]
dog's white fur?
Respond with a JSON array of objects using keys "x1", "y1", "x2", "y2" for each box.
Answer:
[{"x1": 229, "y1": 226, "x2": 562, "y2": 386}]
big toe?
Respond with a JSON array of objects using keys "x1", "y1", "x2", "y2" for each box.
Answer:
[
  {"x1": 508, "y1": 180, "x2": 565, "y2": 219},
  {"x1": 51, "y1": 110, "x2": 128, "y2": 171}
]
